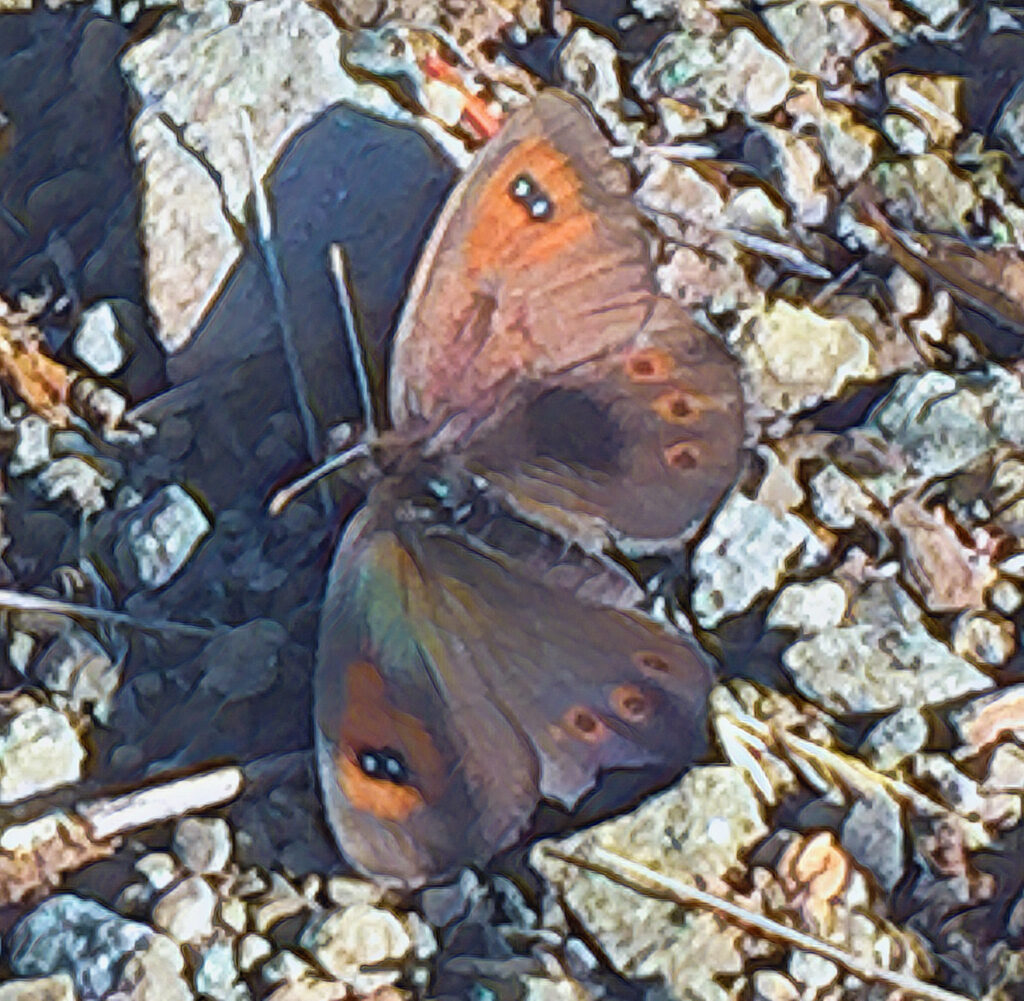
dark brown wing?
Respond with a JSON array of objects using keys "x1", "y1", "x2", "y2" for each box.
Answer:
[
  {"x1": 453, "y1": 297, "x2": 745, "y2": 550},
  {"x1": 314, "y1": 475, "x2": 715, "y2": 886}
]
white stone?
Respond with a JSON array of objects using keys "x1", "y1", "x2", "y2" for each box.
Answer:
[
  {"x1": 0, "y1": 705, "x2": 84, "y2": 803},
  {"x1": 153, "y1": 876, "x2": 218, "y2": 944},
  {"x1": 767, "y1": 580, "x2": 848, "y2": 633},
  {"x1": 693, "y1": 492, "x2": 829, "y2": 627},
  {"x1": 10, "y1": 416, "x2": 52, "y2": 477},
  {"x1": 73, "y1": 302, "x2": 125, "y2": 375}
]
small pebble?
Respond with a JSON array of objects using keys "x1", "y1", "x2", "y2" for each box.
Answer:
[
  {"x1": 302, "y1": 904, "x2": 414, "y2": 994},
  {"x1": 152, "y1": 876, "x2": 218, "y2": 944},
  {"x1": 173, "y1": 816, "x2": 232, "y2": 874},
  {"x1": 952, "y1": 612, "x2": 1016, "y2": 666},
  {"x1": 136, "y1": 852, "x2": 179, "y2": 891},
  {"x1": 7, "y1": 894, "x2": 153, "y2": 999},
  {"x1": 0, "y1": 702, "x2": 85, "y2": 803},
  {"x1": 10, "y1": 416, "x2": 52, "y2": 477},
  {"x1": 73, "y1": 301, "x2": 125, "y2": 376},
  {"x1": 767, "y1": 580, "x2": 847, "y2": 633},
  {"x1": 124, "y1": 484, "x2": 211, "y2": 588},
  {"x1": 860, "y1": 708, "x2": 929, "y2": 771},
  {"x1": 218, "y1": 896, "x2": 247, "y2": 935},
  {"x1": 238, "y1": 934, "x2": 272, "y2": 972}
]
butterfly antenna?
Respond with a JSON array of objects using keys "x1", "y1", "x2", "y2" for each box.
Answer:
[
  {"x1": 329, "y1": 243, "x2": 378, "y2": 440},
  {"x1": 267, "y1": 439, "x2": 371, "y2": 516},
  {"x1": 240, "y1": 108, "x2": 330, "y2": 515}
]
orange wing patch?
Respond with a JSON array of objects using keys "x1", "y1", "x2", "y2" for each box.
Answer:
[
  {"x1": 337, "y1": 753, "x2": 424, "y2": 822},
  {"x1": 624, "y1": 348, "x2": 674, "y2": 383},
  {"x1": 333, "y1": 661, "x2": 448, "y2": 821},
  {"x1": 465, "y1": 139, "x2": 594, "y2": 275},
  {"x1": 633, "y1": 650, "x2": 672, "y2": 675}
]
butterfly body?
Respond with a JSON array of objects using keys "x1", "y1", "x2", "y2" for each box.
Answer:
[{"x1": 314, "y1": 90, "x2": 745, "y2": 886}]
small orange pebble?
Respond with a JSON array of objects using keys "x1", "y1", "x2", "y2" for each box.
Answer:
[{"x1": 778, "y1": 830, "x2": 850, "y2": 930}]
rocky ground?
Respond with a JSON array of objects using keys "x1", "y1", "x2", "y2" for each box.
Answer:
[{"x1": 0, "y1": 0, "x2": 1023, "y2": 999}]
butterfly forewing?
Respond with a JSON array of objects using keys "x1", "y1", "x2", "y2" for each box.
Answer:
[{"x1": 388, "y1": 90, "x2": 654, "y2": 429}]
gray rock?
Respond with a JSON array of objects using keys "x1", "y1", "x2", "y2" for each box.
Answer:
[
  {"x1": 783, "y1": 580, "x2": 993, "y2": 714},
  {"x1": 534, "y1": 766, "x2": 765, "y2": 1000},
  {"x1": 901, "y1": 0, "x2": 962, "y2": 27},
  {"x1": 762, "y1": 1, "x2": 870, "y2": 85},
  {"x1": 860, "y1": 367, "x2": 1024, "y2": 504},
  {"x1": 841, "y1": 790, "x2": 905, "y2": 891},
  {"x1": 300, "y1": 904, "x2": 432, "y2": 994},
  {"x1": 7, "y1": 895, "x2": 153, "y2": 1001},
  {"x1": 636, "y1": 27, "x2": 790, "y2": 136},
  {"x1": 808, "y1": 463, "x2": 878, "y2": 530},
  {"x1": 121, "y1": 0, "x2": 403, "y2": 350},
  {"x1": 952, "y1": 612, "x2": 1016, "y2": 666},
  {"x1": 693, "y1": 492, "x2": 828, "y2": 627},
  {"x1": 172, "y1": 817, "x2": 233, "y2": 874},
  {"x1": 37, "y1": 458, "x2": 113, "y2": 518},
  {"x1": 238, "y1": 935, "x2": 272, "y2": 972},
  {"x1": 123, "y1": 484, "x2": 210, "y2": 588},
  {"x1": 752, "y1": 970, "x2": 800, "y2": 1001},
  {"x1": 731, "y1": 300, "x2": 877, "y2": 412},
  {"x1": 30, "y1": 627, "x2": 122, "y2": 723},
  {"x1": 195, "y1": 939, "x2": 247, "y2": 1001},
  {"x1": 106, "y1": 934, "x2": 193, "y2": 1001},
  {"x1": 10, "y1": 416, "x2": 52, "y2": 477},
  {"x1": 860, "y1": 708, "x2": 929, "y2": 771},
  {"x1": 767, "y1": 580, "x2": 847, "y2": 634},
  {"x1": 982, "y1": 744, "x2": 1024, "y2": 794},
  {"x1": 784, "y1": 620, "x2": 992, "y2": 714}
]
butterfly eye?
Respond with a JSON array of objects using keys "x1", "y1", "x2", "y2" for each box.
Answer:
[
  {"x1": 509, "y1": 173, "x2": 553, "y2": 221},
  {"x1": 610, "y1": 684, "x2": 652, "y2": 724},
  {"x1": 625, "y1": 349, "x2": 673, "y2": 382},
  {"x1": 664, "y1": 441, "x2": 700, "y2": 469},
  {"x1": 633, "y1": 650, "x2": 671, "y2": 674},
  {"x1": 562, "y1": 706, "x2": 608, "y2": 743},
  {"x1": 358, "y1": 747, "x2": 412, "y2": 785}
]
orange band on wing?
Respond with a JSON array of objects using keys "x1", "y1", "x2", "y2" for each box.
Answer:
[{"x1": 337, "y1": 752, "x2": 425, "y2": 822}]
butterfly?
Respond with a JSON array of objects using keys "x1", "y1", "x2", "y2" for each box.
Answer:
[{"x1": 313, "y1": 89, "x2": 745, "y2": 887}]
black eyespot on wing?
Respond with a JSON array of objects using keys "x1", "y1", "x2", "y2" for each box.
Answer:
[
  {"x1": 509, "y1": 173, "x2": 554, "y2": 221},
  {"x1": 633, "y1": 650, "x2": 671, "y2": 674},
  {"x1": 357, "y1": 747, "x2": 412, "y2": 785}
]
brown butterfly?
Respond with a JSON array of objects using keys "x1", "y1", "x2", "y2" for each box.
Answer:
[{"x1": 313, "y1": 90, "x2": 745, "y2": 887}]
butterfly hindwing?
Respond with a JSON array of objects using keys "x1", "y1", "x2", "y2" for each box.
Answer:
[
  {"x1": 314, "y1": 498, "x2": 541, "y2": 886},
  {"x1": 457, "y1": 297, "x2": 745, "y2": 550},
  {"x1": 315, "y1": 479, "x2": 715, "y2": 885}
]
